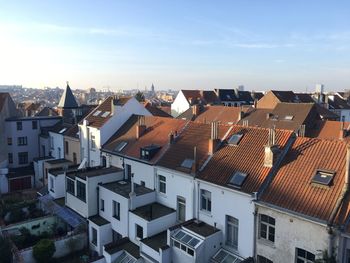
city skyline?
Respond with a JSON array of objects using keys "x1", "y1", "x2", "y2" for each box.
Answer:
[{"x1": 0, "y1": 0, "x2": 350, "y2": 91}]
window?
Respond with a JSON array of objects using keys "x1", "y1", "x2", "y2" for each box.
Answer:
[
  {"x1": 172, "y1": 230, "x2": 200, "y2": 257},
  {"x1": 67, "y1": 178, "x2": 75, "y2": 195},
  {"x1": 257, "y1": 255, "x2": 273, "y2": 263},
  {"x1": 113, "y1": 200, "x2": 120, "y2": 220},
  {"x1": 18, "y1": 152, "x2": 28, "y2": 164},
  {"x1": 7, "y1": 137, "x2": 12, "y2": 145},
  {"x1": 226, "y1": 216, "x2": 239, "y2": 250},
  {"x1": 65, "y1": 141, "x2": 69, "y2": 154},
  {"x1": 228, "y1": 171, "x2": 248, "y2": 188},
  {"x1": 91, "y1": 135, "x2": 96, "y2": 149},
  {"x1": 126, "y1": 164, "x2": 132, "y2": 179},
  {"x1": 58, "y1": 147, "x2": 61, "y2": 159},
  {"x1": 50, "y1": 177, "x2": 54, "y2": 192},
  {"x1": 16, "y1": 121, "x2": 22, "y2": 131},
  {"x1": 32, "y1": 121, "x2": 37, "y2": 129},
  {"x1": 259, "y1": 214, "x2": 275, "y2": 243},
  {"x1": 100, "y1": 199, "x2": 105, "y2": 211},
  {"x1": 73, "y1": 152, "x2": 77, "y2": 164},
  {"x1": 201, "y1": 189, "x2": 212, "y2": 212},
  {"x1": 159, "y1": 175, "x2": 166, "y2": 194},
  {"x1": 136, "y1": 224, "x2": 143, "y2": 239},
  {"x1": 50, "y1": 137, "x2": 54, "y2": 149},
  {"x1": 17, "y1": 137, "x2": 28, "y2": 146},
  {"x1": 296, "y1": 248, "x2": 315, "y2": 263},
  {"x1": 8, "y1": 153, "x2": 13, "y2": 164},
  {"x1": 177, "y1": 196, "x2": 186, "y2": 222},
  {"x1": 312, "y1": 170, "x2": 335, "y2": 186},
  {"x1": 140, "y1": 181, "x2": 145, "y2": 186},
  {"x1": 91, "y1": 227, "x2": 97, "y2": 245},
  {"x1": 76, "y1": 181, "x2": 86, "y2": 202}
]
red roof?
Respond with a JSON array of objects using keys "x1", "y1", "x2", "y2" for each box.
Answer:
[
  {"x1": 198, "y1": 126, "x2": 293, "y2": 193},
  {"x1": 261, "y1": 137, "x2": 349, "y2": 222},
  {"x1": 102, "y1": 115, "x2": 188, "y2": 164},
  {"x1": 157, "y1": 122, "x2": 232, "y2": 174}
]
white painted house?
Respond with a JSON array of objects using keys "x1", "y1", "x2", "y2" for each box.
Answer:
[
  {"x1": 257, "y1": 137, "x2": 349, "y2": 263},
  {"x1": 79, "y1": 96, "x2": 151, "y2": 168}
]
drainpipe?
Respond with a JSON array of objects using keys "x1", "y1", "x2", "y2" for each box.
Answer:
[
  {"x1": 196, "y1": 181, "x2": 200, "y2": 222},
  {"x1": 327, "y1": 145, "x2": 350, "y2": 257},
  {"x1": 252, "y1": 193, "x2": 258, "y2": 260}
]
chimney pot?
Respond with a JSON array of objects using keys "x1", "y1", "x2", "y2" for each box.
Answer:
[{"x1": 192, "y1": 105, "x2": 200, "y2": 116}]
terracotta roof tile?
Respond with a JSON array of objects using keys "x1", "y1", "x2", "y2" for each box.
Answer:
[
  {"x1": 261, "y1": 137, "x2": 349, "y2": 222},
  {"x1": 198, "y1": 126, "x2": 293, "y2": 193},
  {"x1": 181, "y1": 90, "x2": 219, "y2": 105},
  {"x1": 157, "y1": 122, "x2": 232, "y2": 174},
  {"x1": 144, "y1": 102, "x2": 172, "y2": 118},
  {"x1": 309, "y1": 121, "x2": 350, "y2": 140},
  {"x1": 102, "y1": 115, "x2": 187, "y2": 164}
]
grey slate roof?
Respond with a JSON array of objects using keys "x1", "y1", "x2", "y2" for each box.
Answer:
[{"x1": 58, "y1": 83, "x2": 78, "y2": 108}]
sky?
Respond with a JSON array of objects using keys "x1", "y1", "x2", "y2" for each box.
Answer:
[{"x1": 0, "y1": 0, "x2": 349, "y2": 91}]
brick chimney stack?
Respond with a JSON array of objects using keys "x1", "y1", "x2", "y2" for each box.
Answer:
[
  {"x1": 209, "y1": 122, "x2": 220, "y2": 155},
  {"x1": 136, "y1": 116, "x2": 146, "y2": 139},
  {"x1": 264, "y1": 127, "x2": 276, "y2": 168}
]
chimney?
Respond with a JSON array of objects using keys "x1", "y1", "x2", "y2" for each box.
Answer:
[
  {"x1": 264, "y1": 127, "x2": 276, "y2": 168},
  {"x1": 339, "y1": 121, "x2": 345, "y2": 140},
  {"x1": 191, "y1": 146, "x2": 197, "y2": 175},
  {"x1": 243, "y1": 120, "x2": 249, "y2": 127},
  {"x1": 266, "y1": 113, "x2": 272, "y2": 120},
  {"x1": 209, "y1": 122, "x2": 220, "y2": 155},
  {"x1": 136, "y1": 116, "x2": 146, "y2": 139},
  {"x1": 238, "y1": 110, "x2": 244, "y2": 121},
  {"x1": 169, "y1": 132, "x2": 175, "y2": 144},
  {"x1": 254, "y1": 99, "x2": 258, "y2": 108},
  {"x1": 192, "y1": 105, "x2": 200, "y2": 117}
]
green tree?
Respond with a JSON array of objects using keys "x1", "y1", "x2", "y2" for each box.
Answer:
[
  {"x1": 33, "y1": 239, "x2": 56, "y2": 263},
  {"x1": 135, "y1": 91, "x2": 145, "y2": 102},
  {"x1": 0, "y1": 236, "x2": 12, "y2": 263}
]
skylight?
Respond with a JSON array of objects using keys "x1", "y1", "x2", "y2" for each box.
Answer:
[
  {"x1": 311, "y1": 170, "x2": 335, "y2": 186},
  {"x1": 212, "y1": 249, "x2": 243, "y2": 263},
  {"x1": 93, "y1": 110, "x2": 102, "y2": 116},
  {"x1": 114, "y1": 141, "x2": 128, "y2": 152},
  {"x1": 101, "y1": 111, "x2": 110, "y2": 118},
  {"x1": 59, "y1": 128, "x2": 67, "y2": 134},
  {"x1": 172, "y1": 230, "x2": 201, "y2": 248},
  {"x1": 114, "y1": 251, "x2": 136, "y2": 263},
  {"x1": 228, "y1": 171, "x2": 248, "y2": 188},
  {"x1": 181, "y1": 159, "x2": 194, "y2": 169},
  {"x1": 283, "y1": 115, "x2": 294, "y2": 121},
  {"x1": 227, "y1": 133, "x2": 243, "y2": 146}
]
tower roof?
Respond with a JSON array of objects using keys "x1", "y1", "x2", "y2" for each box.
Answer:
[{"x1": 58, "y1": 82, "x2": 78, "y2": 108}]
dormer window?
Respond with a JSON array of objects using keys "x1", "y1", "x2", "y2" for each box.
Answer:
[
  {"x1": 93, "y1": 110, "x2": 101, "y2": 116},
  {"x1": 115, "y1": 141, "x2": 128, "y2": 152},
  {"x1": 228, "y1": 133, "x2": 243, "y2": 146},
  {"x1": 228, "y1": 171, "x2": 248, "y2": 188},
  {"x1": 283, "y1": 115, "x2": 294, "y2": 121},
  {"x1": 311, "y1": 169, "x2": 335, "y2": 186},
  {"x1": 140, "y1": 145, "x2": 161, "y2": 160}
]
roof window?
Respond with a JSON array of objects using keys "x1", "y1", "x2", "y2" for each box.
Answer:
[
  {"x1": 101, "y1": 111, "x2": 110, "y2": 118},
  {"x1": 228, "y1": 171, "x2": 248, "y2": 188},
  {"x1": 93, "y1": 110, "x2": 102, "y2": 116},
  {"x1": 181, "y1": 159, "x2": 194, "y2": 169},
  {"x1": 283, "y1": 115, "x2": 294, "y2": 121},
  {"x1": 114, "y1": 141, "x2": 128, "y2": 152},
  {"x1": 227, "y1": 133, "x2": 243, "y2": 146},
  {"x1": 311, "y1": 169, "x2": 335, "y2": 186},
  {"x1": 59, "y1": 128, "x2": 67, "y2": 134}
]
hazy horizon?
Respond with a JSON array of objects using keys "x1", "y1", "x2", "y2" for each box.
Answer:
[{"x1": 1, "y1": 1, "x2": 349, "y2": 91}]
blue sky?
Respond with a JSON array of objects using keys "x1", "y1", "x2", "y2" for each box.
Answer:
[{"x1": 0, "y1": 0, "x2": 349, "y2": 91}]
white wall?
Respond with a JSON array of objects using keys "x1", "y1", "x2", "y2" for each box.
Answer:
[
  {"x1": 49, "y1": 131, "x2": 64, "y2": 159},
  {"x1": 155, "y1": 167, "x2": 195, "y2": 221},
  {"x1": 171, "y1": 91, "x2": 190, "y2": 117},
  {"x1": 256, "y1": 204, "x2": 330, "y2": 263},
  {"x1": 125, "y1": 159, "x2": 155, "y2": 189},
  {"x1": 0, "y1": 167, "x2": 9, "y2": 194},
  {"x1": 89, "y1": 220, "x2": 112, "y2": 256},
  {"x1": 197, "y1": 180, "x2": 255, "y2": 258},
  {"x1": 48, "y1": 172, "x2": 66, "y2": 199}
]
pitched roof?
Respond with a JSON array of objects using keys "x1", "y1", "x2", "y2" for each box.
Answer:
[
  {"x1": 58, "y1": 84, "x2": 78, "y2": 108},
  {"x1": 198, "y1": 126, "x2": 293, "y2": 193},
  {"x1": 144, "y1": 102, "x2": 172, "y2": 118},
  {"x1": 215, "y1": 89, "x2": 255, "y2": 103},
  {"x1": 194, "y1": 105, "x2": 252, "y2": 125},
  {"x1": 0, "y1": 93, "x2": 10, "y2": 112},
  {"x1": 238, "y1": 103, "x2": 317, "y2": 132},
  {"x1": 270, "y1": 90, "x2": 301, "y2": 103},
  {"x1": 328, "y1": 94, "x2": 350, "y2": 110},
  {"x1": 309, "y1": 121, "x2": 350, "y2": 140},
  {"x1": 63, "y1": 124, "x2": 79, "y2": 138},
  {"x1": 36, "y1": 107, "x2": 59, "y2": 117},
  {"x1": 261, "y1": 137, "x2": 348, "y2": 222},
  {"x1": 157, "y1": 122, "x2": 231, "y2": 174},
  {"x1": 102, "y1": 115, "x2": 188, "y2": 164},
  {"x1": 181, "y1": 90, "x2": 219, "y2": 105},
  {"x1": 83, "y1": 96, "x2": 131, "y2": 128}
]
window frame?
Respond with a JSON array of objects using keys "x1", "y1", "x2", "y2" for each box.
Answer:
[
  {"x1": 66, "y1": 178, "x2": 75, "y2": 195},
  {"x1": 158, "y1": 175, "x2": 166, "y2": 194},
  {"x1": 16, "y1": 121, "x2": 22, "y2": 131},
  {"x1": 113, "y1": 200, "x2": 120, "y2": 220},
  {"x1": 8, "y1": 153, "x2": 13, "y2": 164},
  {"x1": 17, "y1": 137, "x2": 28, "y2": 146},
  {"x1": 18, "y1": 152, "x2": 28, "y2": 164},
  {"x1": 257, "y1": 255, "x2": 273, "y2": 263},
  {"x1": 136, "y1": 224, "x2": 143, "y2": 239},
  {"x1": 226, "y1": 215, "x2": 239, "y2": 250},
  {"x1": 32, "y1": 120, "x2": 38, "y2": 130},
  {"x1": 100, "y1": 199, "x2": 105, "y2": 211},
  {"x1": 91, "y1": 134, "x2": 96, "y2": 150},
  {"x1": 259, "y1": 214, "x2": 275, "y2": 243},
  {"x1": 295, "y1": 248, "x2": 315, "y2": 263},
  {"x1": 76, "y1": 180, "x2": 86, "y2": 202},
  {"x1": 200, "y1": 189, "x2": 212, "y2": 213},
  {"x1": 91, "y1": 227, "x2": 97, "y2": 246},
  {"x1": 7, "y1": 137, "x2": 12, "y2": 145}
]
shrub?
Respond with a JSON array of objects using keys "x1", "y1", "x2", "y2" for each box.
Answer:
[
  {"x1": 33, "y1": 239, "x2": 56, "y2": 263},
  {"x1": 8, "y1": 209, "x2": 25, "y2": 224},
  {"x1": 0, "y1": 236, "x2": 12, "y2": 263}
]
